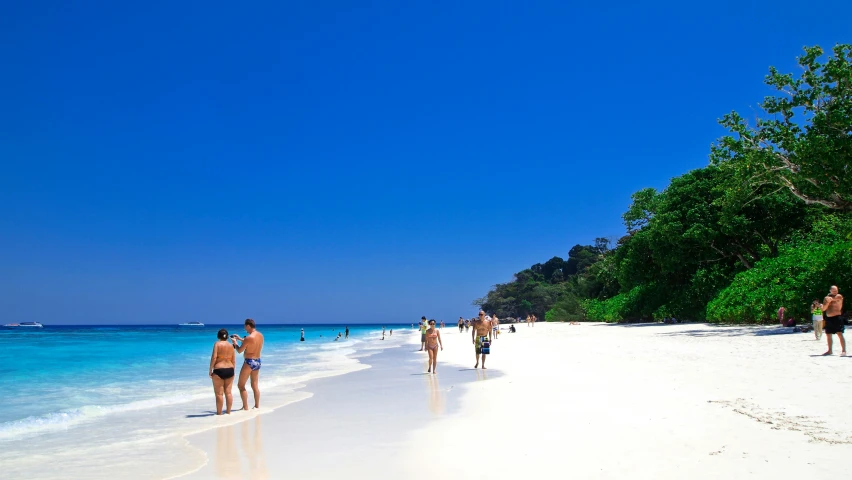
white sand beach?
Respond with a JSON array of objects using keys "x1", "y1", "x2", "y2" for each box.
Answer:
[{"x1": 180, "y1": 322, "x2": 852, "y2": 479}]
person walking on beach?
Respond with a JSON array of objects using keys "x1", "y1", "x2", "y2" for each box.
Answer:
[
  {"x1": 492, "y1": 314, "x2": 500, "y2": 339},
  {"x1": 425, "y1": 320, "x2": 443, "y2": 374},
  {"x1": 811, "y1": 300, "x2": 824, "y2": 340},
  {"x1": 232, "y1": 319, "x2": 265, "y2": 410},
  {"x1": 526, "y1": 315, "x2": 531, "y2": 327},
  {"x1": 822, "y1": 286, "x2": 846, "y2": 356},
  {"x1": 419, "y1": 317, "x2": 428, "y2": 351},
  {"x1": 209, "y1": 328, "x2": 236, "y2": 415},
  {"x1": 345, "y1": 326, "x2": 349, "y2": 339},
  {"x1": 472, "y1": 310, "x2": 492, "y2": 369},
  {"x1": 458, "y1": 317, "x2": 464, "y2": 333}
]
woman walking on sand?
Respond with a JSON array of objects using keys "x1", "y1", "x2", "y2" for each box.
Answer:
[
  {"x1": 425, "y1": 319, "x2": 443, "y2": 374},
  {"x1": 526, "y1": 315, "x2": 531, "y2": 327},
  {"x1": 811, "y1": 299, "x2": 824, "y2": 340},
  {"x1": 209, "y1": 328, "x2": 236, "y2": 415}
]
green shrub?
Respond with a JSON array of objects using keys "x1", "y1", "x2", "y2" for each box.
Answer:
[{"x1": 707, "y1": 240, "x2": 852, "y2": 323}]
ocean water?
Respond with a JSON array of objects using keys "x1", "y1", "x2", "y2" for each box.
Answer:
[{"x1": 0, "y1": 323, "x2": 411, "y2": 479}]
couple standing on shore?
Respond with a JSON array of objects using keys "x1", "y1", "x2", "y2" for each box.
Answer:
[{"x1": 208, "y1": 319, "x2": 265, "y2": 415}]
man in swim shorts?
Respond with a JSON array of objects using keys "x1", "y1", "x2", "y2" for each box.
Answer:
[
  {"x1": 232, "y1": 318, "x2": 265, "y2": 410},
  {"x1": 472, "y1": 310, "x2": 492, "y2": 369},
  {"x1": 822, "y1": 286, "x2": 846, "y2": 356}
]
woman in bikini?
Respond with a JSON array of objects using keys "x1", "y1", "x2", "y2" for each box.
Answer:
[
  {"x1": 209, "y1": 328, "x2": 236, "y2": 415},
  {"x1": 425, "y1": 319, "x2": 443, "y2": 374}
]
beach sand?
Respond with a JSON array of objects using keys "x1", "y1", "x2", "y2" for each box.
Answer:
[{"x1": 180, "y1": 322, "x2": 852, "y2": 479}]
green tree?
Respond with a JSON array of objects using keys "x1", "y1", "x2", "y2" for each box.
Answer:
[{"x1": 712, "y1": 44, "x2": 852, "y2": 210}]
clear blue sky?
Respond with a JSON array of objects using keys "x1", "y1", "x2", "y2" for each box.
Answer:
[{"x1": 1, "y1": 1, "x2": 849, "y2": 324}]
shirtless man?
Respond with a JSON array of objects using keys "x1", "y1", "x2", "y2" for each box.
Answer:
[
  {"x1": 232, "y1": 318, "x2": 265, "y2": 410},
  {"x1": 471, "y1": 310, "x2": 492, "y2": 369},
  {"x1": 822, "y1": 286, "x2": 846, "y2": 356}
]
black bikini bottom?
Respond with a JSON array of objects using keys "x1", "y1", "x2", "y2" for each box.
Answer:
[{"x1": 213, "y1": 368, "x2": 235, "y2": 379}]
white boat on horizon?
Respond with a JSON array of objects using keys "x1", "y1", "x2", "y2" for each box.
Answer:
[
  {"x1": 3, "y1": 322, "x2": 44, "y2": 328},
  {"x1": 178, "y1": 322, "x2": 205, "y2": 326}
]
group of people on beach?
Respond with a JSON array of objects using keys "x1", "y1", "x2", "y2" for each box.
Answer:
[
  {"x1": 208, "y1": 319, "x2": 265, "y2": 415},
  {"x1": 420, "y1": 310, "x2": 502, "y2": 374},
  {"x1": 778, "y1": 285, "x2": 846, "y2": 356}
]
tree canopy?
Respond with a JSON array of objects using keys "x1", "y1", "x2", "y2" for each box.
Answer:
[{"x1": 476, "y1": 45, "x2": 851, "y2": 324}]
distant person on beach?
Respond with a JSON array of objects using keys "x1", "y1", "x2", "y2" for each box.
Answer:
[
  {"x1": 509, "y1": 324, "x2": 516, "y2": 333},
  {"x1": 465, "y1": 319, "x2": 471, "y2": 332},
  {"x1": 492, "y1": 315, "x2": 500, "y2": 339},
  {"x1": 419, "y1": 317, "x2": 428, "y2": 351},
  {"x1": 472, "y1": 310, "x2": 492, "y2": 369},
  {"x1": 811, "y1": 300, "x2": 824, "y2": 340},
  {"x1": 425, "y1": 320, "x2": 443, "y2": 374},
  {"x1": 458, "y1": 317, "x2": 464, "y2": 333},
  {"x1": 300, "y1": 328, "x2": 305, "y2": 342},
  {"x1": 526, "y1": 315, "x2": 531, "y2": 327},
  {"x1": 209, "y1": 328, "x2": 236, "y2": 415},
  {"x1": 390, "y1": 329, "x2": 393, "y2": 336},
  {"x1": 778, "y1": 306, "x2": 787, "y2": 326},
  {"x1": 345, "y1": 326, "x2": 349, "y2": 339},
  {"x1": 822, "y1": 286, "x2": 846, "y2": 356},
  {"x1": 231, "y1": 319, "x2": 265, "y2": 410}
]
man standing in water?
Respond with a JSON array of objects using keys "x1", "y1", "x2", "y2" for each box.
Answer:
[
  {"x1": 345, "y1": 326, "x2": 349, "y2": 339},
  {"x1": 822, "y1": 286, "x2": 846, "y2": 356},
  {"x1": 472, "y1": 310, "x2": 492, "y2": 369},
  {"x1": 232, "y1": 318, "x2": 265, "y2": 410}
]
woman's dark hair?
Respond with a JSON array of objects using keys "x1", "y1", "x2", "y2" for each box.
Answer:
[{"x1": 218, "y1": 328, "x2": 229, "y2": 340}]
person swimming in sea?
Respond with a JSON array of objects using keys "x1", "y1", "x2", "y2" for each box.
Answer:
[
  {"x1": 209, "y1": 328, "x2": 236, "y2": 415},
  {"x1": 425, "y1": 319, "x2": 443, "y2": 374}
]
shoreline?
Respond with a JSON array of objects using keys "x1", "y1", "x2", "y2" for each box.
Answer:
[
  {"x1": 188, "y1": 322, "x2": 851, "y2": 479},
  {"x1": 0, "y1": 327, "x2": 414, "y2": 480}
]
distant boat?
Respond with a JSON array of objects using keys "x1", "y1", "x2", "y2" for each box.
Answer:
[
  {"x1": 4, "y1": 322, "x2": 43, "y2": 328},
  {"x1": 178, "y1": 322, "x2": 205, "y2": 326}
]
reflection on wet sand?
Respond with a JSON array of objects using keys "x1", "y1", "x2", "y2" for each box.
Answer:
[
  {"x1": 475, "y1": 369, "x2": 489, "y2": 381},
  {"x1": 427, "y1": 373, "x2": 444, "y2": 415},
  {"x1": 215, "y1": 425, "x2": 240, "y2": 480},
  {"x1": 214, "y1": 416, "x2": 269, "y2": 479}
]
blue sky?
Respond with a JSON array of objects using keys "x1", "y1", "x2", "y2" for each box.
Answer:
[{"x1": 1, "y1": 1, "x2": 850, "y2": 324}]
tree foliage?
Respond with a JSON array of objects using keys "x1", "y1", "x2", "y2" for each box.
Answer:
[
  {"x1": 712, "y1": 44, "x2": 852, "y2": 210},
  {"x1": 476, "y1": 45, "x2": 851, "y2": 324}
]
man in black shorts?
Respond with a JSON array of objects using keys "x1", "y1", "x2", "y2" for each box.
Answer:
[{"x1": 822, "y1": 285, "x2": 846, "y2": 356}]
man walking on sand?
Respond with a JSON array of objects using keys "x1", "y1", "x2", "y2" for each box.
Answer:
[
  {"x1": 419, "y1": 316, "x2": 428, "y2": 351},
  {"x1": 232, "y1": 318, "x2": 265, "y2": 410},
  {"x1": 472, "y1": 310, "x2": 492, "y2": 369},
  {"x1": 822, "y1": 286, "x2": 846, "y2": 356}
]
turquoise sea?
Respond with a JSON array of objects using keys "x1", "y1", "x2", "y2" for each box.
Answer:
[{"x1": 0, "y1": 323, "x2": 410, "y2": 477}]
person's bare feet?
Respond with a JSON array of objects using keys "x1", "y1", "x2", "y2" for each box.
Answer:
[
  {"x1": 474, "y1": 363, "x2": 478, "y2": 368},
  {"x1": 842, "y1": 351, "x2": 848, "y2": 357},
  {"x1": 482, "y1": 366, "x2": 487, "y2": 369},
  {"x1": 822, "y1": 351, "x2": 833, "y2": 356}
]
